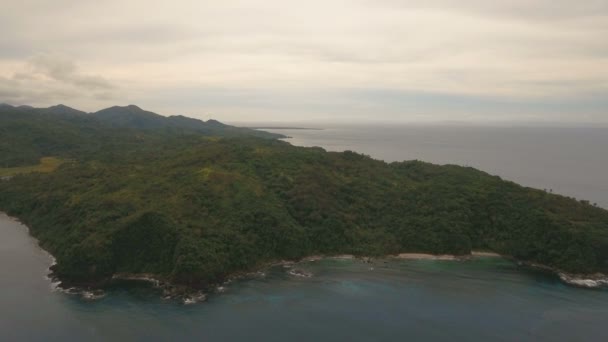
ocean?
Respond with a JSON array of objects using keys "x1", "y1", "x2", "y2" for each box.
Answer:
[
  {"x1": 1, "y1": 214, "x2": 608, "y2": 341},
  {"x1": 2, "y1": 124, "x2": 608, "y2": 341}
]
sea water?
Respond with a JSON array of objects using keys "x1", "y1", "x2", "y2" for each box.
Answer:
[
  {"x1": 2, "y1": 124, "x2": 608, "y2": 341},
  {"x1": 1, "y1": 214, "x2": 608, "y2": 341}
]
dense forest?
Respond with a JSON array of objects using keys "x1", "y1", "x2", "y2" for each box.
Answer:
[{"x1": 1, "y1": 104, "x2": 607, "y2": 289}]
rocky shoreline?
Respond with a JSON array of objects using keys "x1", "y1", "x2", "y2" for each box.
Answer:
[
  {"x1": 48, "y1": 270, "x2": 211, "y2": 304},
  {"x1": 44, "y1": 250, "x2": 608, "y2": 303},
  {"x1": 389, "y1": 251, "x2": 608, "y2": 289},
  {"x1": 516, "y1": 261, "x2": 608, "y2": 289},
  {"x1": 558, "y1": 273, "x2": 608, "y2": 288}
]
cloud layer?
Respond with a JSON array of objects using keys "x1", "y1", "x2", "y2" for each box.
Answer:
[
  {"x1": 0, "y1": 0, "x2": 606, "y2": 122},
  {"x1": 0, "y1": 53, "x2": 116, "y2": 107}
]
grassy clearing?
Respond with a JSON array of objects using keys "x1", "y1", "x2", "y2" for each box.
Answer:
[
  {"x1": 0, "y1": 157, "x2": 64, "y2": 177},
  {"x1": 198, "y1": 167, "x2": 214, "y2": 180}
]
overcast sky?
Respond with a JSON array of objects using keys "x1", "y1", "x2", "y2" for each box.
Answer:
[{"x1": 1, "y1": 0, "x2": 607, "y2": 123}]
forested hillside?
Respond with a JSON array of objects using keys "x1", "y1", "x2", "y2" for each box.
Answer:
[{"x1": 0, "y1": 104, "x2": 282, "y2": 168}]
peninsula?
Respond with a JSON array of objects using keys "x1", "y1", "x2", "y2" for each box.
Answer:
[{"x1": 1, "y1": 103, "x2": 607, "y2": 292}]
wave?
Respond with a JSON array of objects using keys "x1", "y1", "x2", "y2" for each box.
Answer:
[
  {"x1": 182, "y1": 292, "x2": 207, "y2": 305},
  {"x1": 559, "y1": 273, "x2": 608, "y2": 288}
]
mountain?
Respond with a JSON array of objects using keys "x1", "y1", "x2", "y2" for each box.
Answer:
[
  {"x1": 0, "y1": 103, "x2": 284, "y2": 167},
  {"x1": 40, "y1": 104, "x2": 87, "y2": 117},
  {"x1": 0, "y1": 103, "x2": 284, "y2": 168},
  {"x1": 92, "y1": 105, "x2": 167, "y2": 129},
  {"x1": 0, "y1": 103, "x2": 85, "y2": 117},
  {"x1": 0, "y1": 103, "x2": 282, "y2": 138},
  {"x1": 167, "y1": 115, "x2": 226, "y2": 129},
  {"x1": 1, "y1": 102, "x2": 607, "y2": 292},
  {"x1": 91, "y1": 105, "x2": 283, "y2": 138}
]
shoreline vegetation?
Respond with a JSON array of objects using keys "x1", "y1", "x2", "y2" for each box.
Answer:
[
  {"x1": 2, "y1": 103, "x2": 608, "y2": 304},
  {"x1": 5, "y1": 210, "x2": 606, "y2": 305}
]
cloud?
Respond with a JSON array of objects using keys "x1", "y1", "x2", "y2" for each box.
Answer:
[
  {"x1": 0, "y1": 54, "x2": 117, "y2": 107},
  {"x1": 0, "y1": 1, "x2": 606, "y2": 122},
  {"x1": 371, "y1": 0, "x2": 608, "y2": 21},
  {"x1": 28, "y1": 54, "x2": 114, "y2": 90}
]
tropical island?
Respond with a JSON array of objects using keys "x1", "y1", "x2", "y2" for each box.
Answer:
[{"x1": 1, "y1": 103, "x2": 607, "y2": 296}]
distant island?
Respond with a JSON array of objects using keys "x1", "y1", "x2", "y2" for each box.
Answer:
[{"x1": 1, "y1": 103, "x2": 607, "y2": 296}]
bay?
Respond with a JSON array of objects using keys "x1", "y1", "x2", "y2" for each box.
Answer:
[
  {"x1": 2, "y1": 213, "x2": 608, "y2": 341},
  {"x1": 3, "y1": 123, "x2": 608, "y2": 341}
]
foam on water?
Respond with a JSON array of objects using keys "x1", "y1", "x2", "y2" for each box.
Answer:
[{"x1": 559, "y1": 273, "x2": 608, "y2": 288}]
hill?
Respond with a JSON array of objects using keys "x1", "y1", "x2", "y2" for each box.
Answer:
[
  {"x1": 0, "y1": 104, "x2": 283, "y2": 168},
  {"x1": 91, "y1": 105, "x2": 280, "y2": 138}
]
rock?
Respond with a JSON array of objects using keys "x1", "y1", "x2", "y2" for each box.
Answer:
[{"x1": 288, "y1": 269, "x2": 313, "y2": 278}]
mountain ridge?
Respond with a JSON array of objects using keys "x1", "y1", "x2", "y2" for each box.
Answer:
[
  {"x1": 0, "y1": 102, "x2": 284, "y2": 168},
  {"x1": 0, "y1": 102, "x2": 285, "y2": 140}
]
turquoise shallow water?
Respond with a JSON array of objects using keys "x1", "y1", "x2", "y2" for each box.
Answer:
[{"x1": 1, "y1": 214, "x2": 608, "y2": 341}]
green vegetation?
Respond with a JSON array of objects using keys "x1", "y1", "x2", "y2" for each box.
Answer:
[
  {"x1": 1, "y1": 104, "x2": 607, "y2": 289},
  {"x1": 0, "y1": 103, "x2": 282, "y2": 168},
  {"x1": 0, "y1": 157, "x2": 64, "y2": 177}
]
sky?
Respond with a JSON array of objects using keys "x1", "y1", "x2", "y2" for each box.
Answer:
[{"x1": 0, "y1": 0, "x2": 607, "y2": 123}]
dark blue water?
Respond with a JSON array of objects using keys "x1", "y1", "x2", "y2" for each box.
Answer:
[
  {"x1": 2, "y1": 213, "x2": 608, "y2": 341},
  {"x1": 262, "y1": 125, "x2": 608, "y2": 208}
]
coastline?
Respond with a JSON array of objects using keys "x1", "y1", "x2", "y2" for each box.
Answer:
[
  {"x1": 517, "y1": 261, "x2": 608, "y2": 289},
  {"x1": 2, "y1": 211, "x2": 606, "y2": 304},
  {"x1": 49, "y1": 250, "x2": 608, "y2": 303},
  {"x1": 39, "y1": 248, "x2": 608, "y2": 301},
  {"x1": 43, "y1": 251, "x2": 508, "y2": 303}
]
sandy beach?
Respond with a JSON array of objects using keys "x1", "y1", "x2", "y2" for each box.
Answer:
[
  {"x1": 392, "y1": 253, "x2": 459, "y2": 260},
  {"x1": 391, "y1": 251, "x2": 503, "y2": 260},
  {"x1": 471, "y1": 251, "x2": 502, "y2": 257}
]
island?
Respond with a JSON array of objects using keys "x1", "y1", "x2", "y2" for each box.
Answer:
[{"x1": 1, "y1": 103, "x2": 607, "y2": 296}]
